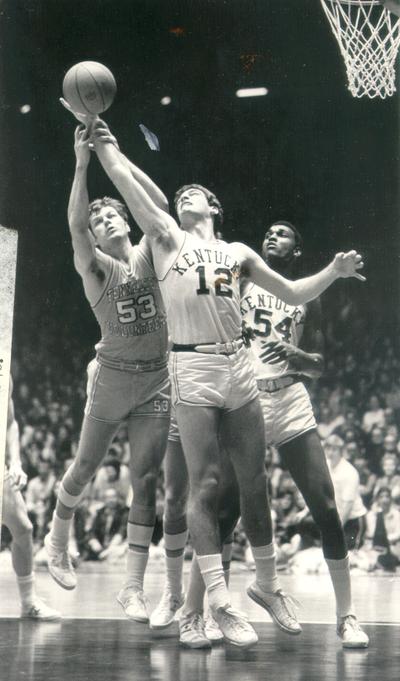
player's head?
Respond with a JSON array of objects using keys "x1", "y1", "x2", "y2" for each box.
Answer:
[
  {"x1": 262, "y1": 220, "x2": 303, "y2": 264},
  {"x1": 88, "y1": 197, "x2": 130, "y2": 251},
  {"x1": 174, "y1": 184, "x2": 223, "y2": 231}
]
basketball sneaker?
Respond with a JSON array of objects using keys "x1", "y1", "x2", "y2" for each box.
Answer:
[
  {"x1": 150, "y1": 589, "x2": 184, "y2": 629},
  {"x1": 44, "y1": 534, "x2": 77, "y2": 590},
  {"x1": 337, "y1": 615, "x2": 369, "y2": 648},
  {"x1": 117, "y1": 586, "x2": 149, "y2": 623},
  {"x1": 21, "y1": 598, "x2": 61, "y2": 621},
  {"x1": 204, "y1": 612, "x2": 224, "y2": 643},
  {"x1": 179, "y1": 612, "x2": 211, "y2": 649},
  {"x1": 247, "y1": 583, "x2": 301, "y2": 635},
  {"x1": 211, "y1": 605, "x2": 258, "y2": 648}
]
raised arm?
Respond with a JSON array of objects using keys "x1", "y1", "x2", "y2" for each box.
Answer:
[
  {"x1": 239, "y1": 245, "x2": 365, "y2": 306},
  {"x1": 68, "y1": 125, "x2": 98, "y2": 275},
  {"x1": 92, "y1": 119, "x2": 180, "y2": 248}
]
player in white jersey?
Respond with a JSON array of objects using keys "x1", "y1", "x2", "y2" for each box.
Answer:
[
  {"x1": 91, "y1": 117, "x2": 364, "y2": 648},
  {"x1": 44, "y1": 123, "x2": 171, "y2": 624},
  {"x1": 1, "y1": 377, "x2": 61, "y2": 620},
  {"x1": 240, "y1": 221, "x2": 368, "y2": 648}
]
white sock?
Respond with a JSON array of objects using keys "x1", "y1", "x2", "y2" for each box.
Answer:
[
  {"x1": 17, "y1": 573, "x2": 34, "y2": 608},
  {"x1": 252, "y1": 543, "x2": 279, "y2": 593},
  {"x1": 49, "y1": 513, "x2": 71, "y2": 550},
  {"x1": 183, "y1": 553, "x2": 206, "y2": 615},
  {"x1": 197, "y1": 554, "x2": 230, "y2": 611},
  {"x1": 163, "y1": 529, "x2": 188, "y2": 597},
  {"x1": 125, "y1": 549, "x2": 149, "y2": 591},
  {"x1": 326, "y1": 555, "x2": 354, "y2": 618}
]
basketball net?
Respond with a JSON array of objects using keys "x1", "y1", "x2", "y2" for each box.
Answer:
[{"x1": 320, "y1": 0, "x2": 400, "y2": 98}]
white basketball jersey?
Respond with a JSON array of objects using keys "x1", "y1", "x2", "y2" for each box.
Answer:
[
  {"x1": 159, "y1": 233, "x2": 242, "y2": 344},
  {"x1": 241, "y1": 283, "x2": 306, "y2": 379}
]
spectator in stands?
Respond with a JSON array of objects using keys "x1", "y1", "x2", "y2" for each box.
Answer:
[
  {"x1": 91, "y1": 457, "x2": 131, "y2": 507},
  {"x1": 363, "y1": 488, "x2": 400, "y2": 572},
  {"x1": 317, "y1": 404, "x2": 345, "y2": 440},
  {"x1": 352, "y1": 454, "x2": 377, "y2": 509},
  {"x1": 85, "y1": 489, "x2": 128, "y2": 561},
  {"x1": 373, "y1": 454, "x2": 400, "y2": 501},
  {"x1": 362, "y1": 395, "x2": 385, "y2": 434},
  {"x1": 365, "y1": 426, "x2": 385, "y2": 475},
  {"x1": 324, "y1": 435, "x2": 367, "y2": 550},
  {"x1": 25, "y1": 458, "x2": 57, "y2": 544}
]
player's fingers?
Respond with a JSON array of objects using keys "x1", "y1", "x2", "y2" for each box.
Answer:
[
  {"x1": 60, "y1": 97, "x2": 73, "y2": 112},
  {"x1": 354, "y1": 273, "x2": 366, "y2": 281}
]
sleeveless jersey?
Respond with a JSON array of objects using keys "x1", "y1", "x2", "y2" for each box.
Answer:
[
  {"x1": 82, "y1": 242, "x2": 168, "y2": 362},
  {"x1": 241, "y1": 283, "x2": 306, "y2": 379},
  {"x1": 159, "y1": 233, "x2": 242, "y2": 344}
]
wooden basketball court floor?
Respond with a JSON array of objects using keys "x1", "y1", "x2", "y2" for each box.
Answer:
[{"x1": 0, "y1": 553, "x2": 399, "y2": 681}]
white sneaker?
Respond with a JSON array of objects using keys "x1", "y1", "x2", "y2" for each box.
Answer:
[
  {"x1": 117, "y1": 586, "x2": 149, "y2": 623},
  {"x1": 204, "y1": 612, "x2": 224, "y2": 643},
  {"x1": 337, "y1": 615, "x2": 369, "y2": 648},
  {"x1": 247, "y1": 583, "x2": 301, "y2": 635},
  {"x1": 150, "y1": 589, "x2": 184, "y2": 629},
  {"x1": 21, "y1": 598, "x2": 62, "y2": 621},
  {"x1": 44, "y1": 533, "x2": 77, "y2": 590},
  {"x1": 179, "y1": 612, "x2": 212, "y2": 649},
  {"x1": 212, "y1": 605, "x2": 258, "y2": 648}
]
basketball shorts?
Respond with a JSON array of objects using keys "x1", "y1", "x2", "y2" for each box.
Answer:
[
  {"x1": 259, "y1": 381, "x2": 317, "y2": 448},
  {"x1": 85, "y1": 358, "x2": 171, "y2": 423},
  {"x1": 1, "y1": 473, "x2": 29, "y2": 535},
  {"x1": 169, "y1": 345, "x2": 259, "y2": 412}
]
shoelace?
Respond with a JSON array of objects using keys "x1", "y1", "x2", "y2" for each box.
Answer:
[
  {"x1": 274, "y1": 590, "x2": 300, "y2": 621},
  {"x1": 217, "y1": 607, "x2": 251, "y2": 632},
  {"x1": 52, "y1": 550, "x2": 73, "y2": 570},
  {"x1": 341, "y1": 616, "x2": 362, "y2": 634},
  {"x1": 159, "y1": 592, "x2": 181, "y2": 612},
  {"x1": 181, "y1": 613, "x2": 204, "y2": 634}
]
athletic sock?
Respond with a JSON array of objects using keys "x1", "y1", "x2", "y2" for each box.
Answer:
[
  {"x1": 326, "y1": 555, "x2": 354, "y2": 618},
  {"x1": 163, "y1": 517, "x2": 188, "y2": 597},
  {"x1": 124, "y1": 512, "x2": 155, "y2": 591},
  {"x1": 197, "y1": 554, "x2": 231, "y2": 611},
  {"x1": 49, "y1": 513, "x2": 72, "y2": 551},
  {"x1": 17, "y1": 573, "x2": 35, "y2": 608},
  {"x1": 183, "y1": 552, "x2": 206, "y2": 615},
  {"x1": 251, "y1": 543, "x2": 279, "y2": 593}
]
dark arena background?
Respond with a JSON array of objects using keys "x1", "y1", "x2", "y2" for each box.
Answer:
[{"x1": 0, "y1": 1, "x2": 400, "y2": 680}]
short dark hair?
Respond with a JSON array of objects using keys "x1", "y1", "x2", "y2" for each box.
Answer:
[
  {"x1": 268, "y1": 220, "x2": 303, "y2": 249},
  {"x1": 88, "y1": 197, "x2": 129, "y2": 228},
  {"x1": 174, "y1": 184, "x2": 224, "y2": 227}
]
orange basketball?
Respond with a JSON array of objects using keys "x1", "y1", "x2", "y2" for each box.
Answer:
[{"x1": 62, "y1": 61, "x2": 117, "y2": 115}]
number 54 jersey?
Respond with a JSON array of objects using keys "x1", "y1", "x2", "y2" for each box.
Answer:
[
  {"x1": 84, "y1": 242, "x2": 168, "y2": 363},
  {"x1": 241, "y1": 283, "x2": 306, "y2": 379}
]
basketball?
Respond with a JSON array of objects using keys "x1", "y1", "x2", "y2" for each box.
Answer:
[{"x1": 62, "y1": 61, "x2": 117, "y2": 115}]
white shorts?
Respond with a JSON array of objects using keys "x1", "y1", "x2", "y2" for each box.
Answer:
[
  {"x1": 169, "y1": 346, "x2": 259, "y2": 412},
  {"x1": 259, "y1": 381, "x2": 317, "y2": 448}
]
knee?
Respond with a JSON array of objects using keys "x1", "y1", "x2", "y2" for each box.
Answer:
[
  {"x1": 12, "y1": 517, "x2": 33, "y2": 545},
  {"x1": 133, "y1": 470, "x2": 159, "y2": 501},
  {"x1": 239, "y1": 466, "x2": 267, "y2": 494},
  {"x1": 164, "y1": 483, "x2": 188, "y2": 519},
  {"x1": 190, "y1": 470, "x2": 220, "y2": 507}
]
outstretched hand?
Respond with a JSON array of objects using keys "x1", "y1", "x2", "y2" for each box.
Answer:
[
  {"x1": 333, "y1": 251, "x2": 365, "y2": 281},
  {"x1": 60, "y1": 97, "x2": 97, "y2": 127},
  {"x1": 74, "y1": 124, "x2": 92, "y2": 165},
  {"x1": 90, "y1": 118, "x2": 120, "y2": 149}
]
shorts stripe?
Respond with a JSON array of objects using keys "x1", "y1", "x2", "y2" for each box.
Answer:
[
  {"x1": 85, "y1": 361, "x2": 102, "y2": 416},
  {"x1": 277, "y1": 425, "x2": 317, "y2": 448}
]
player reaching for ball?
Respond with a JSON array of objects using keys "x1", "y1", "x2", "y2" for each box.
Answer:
[
  {"x1": 90, "y1": 117, "x2": 365, "y2": 648},
  {"x1": 44, "y1": 121, "x2": 172, "y2": 625},
  {"x1": 2, "y1": 377, "x2": 61, "y2": 621}
]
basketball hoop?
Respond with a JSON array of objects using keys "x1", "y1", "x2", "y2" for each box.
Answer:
[{"x1": 320, "y1": 0, "x2": 400, "y2": 98}]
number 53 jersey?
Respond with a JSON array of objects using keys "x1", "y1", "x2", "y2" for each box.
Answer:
[
  {"x1": 84, "y1": 242, "x2": 168, "y2": 363},
  {"x1": 241, "y1": 282, "x2": 306, "y2": 379},
  {"x1": 159, "y1": 233, "x2": 242, "y2": 344}
]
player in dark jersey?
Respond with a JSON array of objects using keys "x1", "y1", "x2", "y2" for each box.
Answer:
[
  {"x1": 44, "y1": 122, "x2": 170, "y2": 624},
  {"x1": 2, "y1": 377, "x2": 60, "y2": 620}
]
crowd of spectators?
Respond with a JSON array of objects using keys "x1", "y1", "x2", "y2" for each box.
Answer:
[{"x1": 2, "y1": 298, "x2": 400, "y2": 575}]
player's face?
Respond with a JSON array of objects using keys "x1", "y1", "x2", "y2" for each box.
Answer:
[
  {"x1": 176, "y1": 188, "x2": 214, "y2": 223},
  {"x1": 262, "y1": 225, "x2": 298, "y2": 261},
  {"x1": 89, "y1": 206, "x2": 130, "y2": 248}
]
